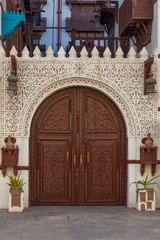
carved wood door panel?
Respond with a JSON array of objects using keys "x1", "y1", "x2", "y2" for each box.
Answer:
[
  {"x1": 30, "y1": 87, "x2": 127, "y2": 205},
  {"x1": 30, "y1": 89, "x2": 74, "y2": 205},
  {"x1": 81, "y1": 89, "x2": 126, "y2": 205}
]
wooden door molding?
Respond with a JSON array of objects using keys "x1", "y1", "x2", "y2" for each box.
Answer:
[
  {"x1": 30, "y1": 89, "x2": 75, "y2": 205},
  {"x1": 30, "y1": 87, "x2": 127, "y2": 206},
  {"x1": 82, "y1": 89, "x2": 127, "y2": 205}
]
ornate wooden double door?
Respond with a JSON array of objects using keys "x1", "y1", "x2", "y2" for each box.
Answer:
[{"x1": 30, "y1": 87, "x2": 127, "y2": 205}]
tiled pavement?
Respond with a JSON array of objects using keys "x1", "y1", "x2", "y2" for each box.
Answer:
[{"x1": 0, "y1": 206, "x2": 160, "y2": 240}]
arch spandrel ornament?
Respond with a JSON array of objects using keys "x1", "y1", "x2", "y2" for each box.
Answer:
[
  {"x1": 1, "y1": 59, "x2": 158, "y2": 138},
  {"x1": 24, "y1": 78, "x2": 135, "y2": 137}
]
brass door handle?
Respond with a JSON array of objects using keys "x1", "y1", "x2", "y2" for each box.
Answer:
[
  {"x1": 87, "y1": 152, "x2": 89, "y2": 163},
  {"x1": 67, "y1": 152, "x2": 69, "y2": 162},
  {"x1": 80, "y1": 155, "x2": 82, "y2": 165},
  {"x1": 74, "y1": 155, "x2": 76, "y2": 165}
]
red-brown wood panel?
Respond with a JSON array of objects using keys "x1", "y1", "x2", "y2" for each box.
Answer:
[
  {"x1": 30, "y1": 87, "x2": 127, "y2": 206},
  {"x1": 37, "y1": 139, "x2": 71, "y2": 204},
  {"x1": 82, "y1": 89, "x2": 126, "y2": 205},
  {"x1": 84, "y1": 140, "x2": 119, "y2": 204},
  {"x1": 30, "y1": 90, "x2": 75, "y2": 205}
]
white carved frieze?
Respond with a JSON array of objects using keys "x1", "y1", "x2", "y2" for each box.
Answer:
[{"x1": 0, "y1": 46, "x2": 158, "y2": 138}]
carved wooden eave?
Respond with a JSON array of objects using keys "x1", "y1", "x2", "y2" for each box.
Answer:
[
  {"x1": 119, "y1": 0, "x2": 153, "y2": 52},
  {"x1": 130, "y1": 21, "x2": 153, "y2": 52}
]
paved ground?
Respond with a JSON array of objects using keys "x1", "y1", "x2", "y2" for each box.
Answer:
[{"x1": 0, "y1": 206, "x2": 160, "y2": 240}]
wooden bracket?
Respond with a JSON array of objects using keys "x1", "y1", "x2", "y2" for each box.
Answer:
[
  {"x1": 140, "y1": 146, "x2": 158, "y2": 176},
  {"x1": 131, "y1": 21, "x2": 153, "y2": 52},
  {"x1": 140, "y1": 163, "x2": 157, "y2": 176},
  {"x1": 1, "y1": 136, "x2": 18, "y2": 177}
]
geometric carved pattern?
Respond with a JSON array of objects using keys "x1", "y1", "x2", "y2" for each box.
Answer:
[
  {"x1": 88, "y1": 141, "x2": 114, "y2": 198},
  {"x1": 87, "y1": 97, "x2": 116, "y2": 132},
  {"x1": 40, "y1": 97, "x2": 70, "y2": 132},
  {"x1": 83, "y1": 88, "x2": 126, "y2": 205},
  {"x1": 0, "y1": 55, "x2": 158, "y2": 138},
  {"x1": 41, "y1": 141, "x2": 65, "y2": 197},
  {"x1": 133, "y1": 0, "x2": 153, "y2": 19}
]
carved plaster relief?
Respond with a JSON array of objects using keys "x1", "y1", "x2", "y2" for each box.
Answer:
[{"x1": 0, "y1": 46, "x2": 158, "y2": 138}]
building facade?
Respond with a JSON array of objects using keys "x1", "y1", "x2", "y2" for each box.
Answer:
[{"x1": 0, "y1": 0, "x2": 160, "y2": 209}]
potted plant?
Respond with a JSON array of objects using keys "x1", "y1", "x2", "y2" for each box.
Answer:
[
  {"x1": 7, "y1": 171, "x2": 26, "y2": 212},
  {"x1": 130, "y1": 174, "x2": 160, "y2": 211}
]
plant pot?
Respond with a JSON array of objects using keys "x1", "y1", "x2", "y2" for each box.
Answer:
[
  {"x1": 9, "y1": 189, "x2": 24, "y2": 212},
  {"x1": 136, "y1": 189, "x2": 155, "y2": 211}
]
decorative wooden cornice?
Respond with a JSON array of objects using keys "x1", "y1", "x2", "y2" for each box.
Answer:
[
  {"x1": 131, "y1": 21, "x2": 153, "y2": 52},
  {"x1": 0, "y1": 166, "x2": 30, "y2": 170},
  {"x1": 127, "y1": 160, "x2": 160, "y2": 164},
  {"x1": 119, "y1": 0, "x2": 153, "y2": 52},
  {"x1": 127, "y1": 160, "x2": 140, "y2": 164}
]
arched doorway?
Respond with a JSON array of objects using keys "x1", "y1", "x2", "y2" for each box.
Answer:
[{"x1": 30, "y1": 87, "x2": 127, "y2": 205}]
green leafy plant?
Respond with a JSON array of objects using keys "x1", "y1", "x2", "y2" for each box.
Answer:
[
  {"x1": 7, "y1": 171, "x2": 26, "y2": 190},
  {"x1": 129, "y1": 174, "x2": 160, "y2": 190}
]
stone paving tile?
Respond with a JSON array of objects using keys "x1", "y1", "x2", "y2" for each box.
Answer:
[
  {"x1": 0, "y1": 206, "x2": 160, "y2": 239},
  {"x1": 0, "y1": 232, "x2": 23, "y2": 240}
]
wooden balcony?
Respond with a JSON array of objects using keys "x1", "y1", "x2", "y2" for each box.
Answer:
[
  {"x1": 67, "y1": 32, "x2": 130, "y2": 57},
  {"x1": 119, "y1": 0, "x2": 153, "y2": 51},
  {"x1": 66, "y1": 18, "x2": 105, "y2": 32},
  {"x1": 33, "y1": 18, "x2": 46, "y2": 32},
  {"x1": 119, "y1": 0, "x2": 153, "y2": 36}
]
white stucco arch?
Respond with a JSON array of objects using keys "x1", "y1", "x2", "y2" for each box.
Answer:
[
  {"x1": 1, "y1": 59, "x2": 157, "y2": 139},
  {"x1": 23, "y1": 77, "x2": 136, "y2": 139}
]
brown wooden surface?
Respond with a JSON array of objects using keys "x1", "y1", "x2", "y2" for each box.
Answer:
[
  {"x1": 0, "y1": 166, "x2": 29, "y2": 170},
  {"x1": 119, "y1": 0, "x2": 153, "y2": 35},
  {"x1": 119, "y1": 0, "x2": 153, "y2": 51},
  {"x1": 140, "y1": 147, "x2": 157, "y2": 164},
  {"x1": 30, "y1": 87, "x2": 127, "y2": 205},
  {"x1": 67, "y1": 32, "x2": 130, "y2": 57}
]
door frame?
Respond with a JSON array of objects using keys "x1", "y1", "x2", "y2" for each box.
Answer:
[{"x1": 29, "y1": 86, "x2": 128, "y2": 206}]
